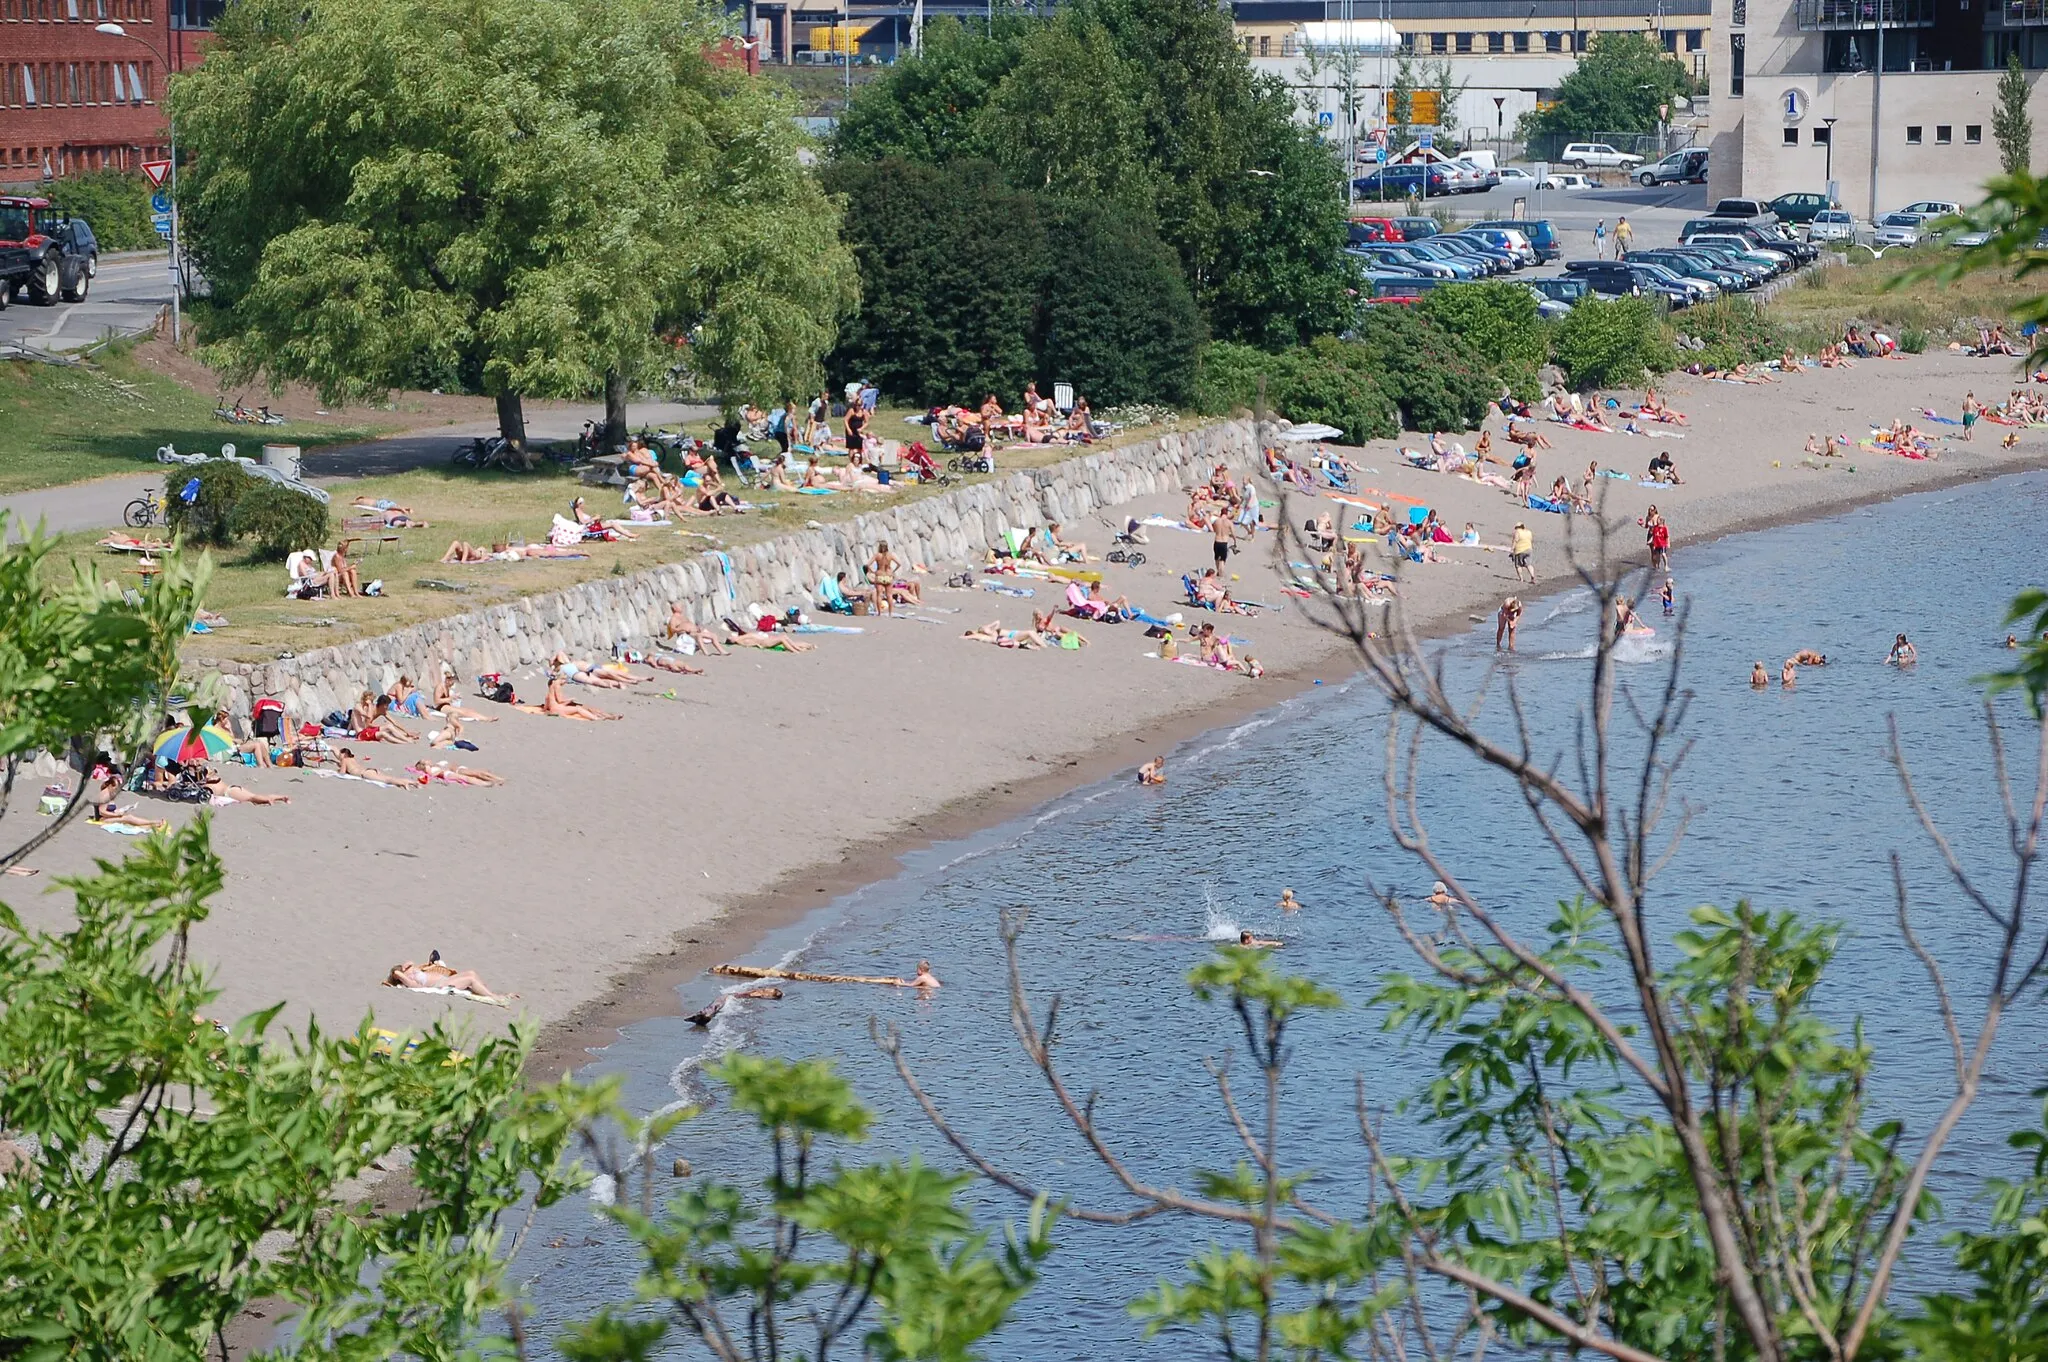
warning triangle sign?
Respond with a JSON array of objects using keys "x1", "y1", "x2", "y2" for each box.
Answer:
[{"x1": 142, "y1": 160, "x2": 171, "y2": 187}]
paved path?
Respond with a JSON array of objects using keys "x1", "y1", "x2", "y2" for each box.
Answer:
[{"x1": 1, "y1": 253, "x2": 174, "y2": 354}]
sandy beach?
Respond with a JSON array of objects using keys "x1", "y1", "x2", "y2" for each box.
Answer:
[{"x1": 12, "y1": 348, "x2": 2047, "y2": 1069}]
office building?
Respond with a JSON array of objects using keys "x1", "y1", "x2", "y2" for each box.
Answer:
[{"x1": 1708, "y1": 0, "x2": 2048, "y2": 215}]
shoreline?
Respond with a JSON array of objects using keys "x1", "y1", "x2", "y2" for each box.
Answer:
[{"x1": 528, "y1": 441, "x2": 2048, "y2": 1080}]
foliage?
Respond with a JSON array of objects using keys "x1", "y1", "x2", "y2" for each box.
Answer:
[
  {"x1": 1387, "y1": 57, "x2": 1417, "y2": 131},
  {"x1": 48, "y1": 168, "x2": 157, "y2": 251},
  {"x1": 1997, "y1": 53, "x2": 2034, "y2": 178},
  {"x1": 227, "y1": 480, "x2": 332, "y2": 559},
  {"x1": 173, "y1": 0, "x2": 854, "y2": 447},
  {"x1": 1675, "y1": 296, "x2": 1786, "y2": 370},
  {"x1": 1900, "y1": 326, "x2": 1929, "y2": 353},
  {"x1": 832, "y1": 0, "x2": 1354, "y2": 349},
  {"x1": 1550, "y1": 294, "x2": 1676, "y2": 389},
  {"x1": 562, "y1": 1052, "x2": 1054, "y2": 1361},
  {"x1": 1037, "y1": 201, "x2": 1203, "y2": 408},
  {"x1": 1419, "y1": 281, "x2": 1548, "y2": 397},
  {"x1": 1906, "y1": 1094, "x2": 2048, "y2": 1361},
  {"x1": 1348, "y1": 306, "x2": 1501, "y2": 431},
  {"x1": 162, "y1": 459, "x2": 255, "y2": 548},
  {"x1": 1518, "y1": 31, "x2": 1693, "y2": 141},
  {"x1": 1272, "y1": 336, "x2": 1399, "y2": 444},
  {"x1": 1423, "y1": 59, "x2": 1468, "y2": 136},
  {"x1": 824, "y1": 159, "x2": 1046, "y2": 405},
  {"x1": 1981, "y1": 587, "x2": 2048, "y2": 717},
  {"x1": 1193, "y1": 340, "x2": 1288, "y2": 416}
]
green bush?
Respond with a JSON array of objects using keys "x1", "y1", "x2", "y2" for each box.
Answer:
[
  {"x1": 162, "y1": 462, "x2": 255, "y2": 548},
  {"x1": 1037, "y1": 201, "x2": 1203, "y2": 408},
  {"x1": 1272, "y1": 337, "x2": 1398, "y2": 444},
  {"x1": 1419, "y1": 282, "x2": 1548, "y2": 400},
  {"x1": 1900, "y1": 327, "x2": 1929, "y2": 353},
  {"x1": 1349, "y1": 307, "x2": 1498, "y2": 432},
  {"x1": 228, "y1": 481, "x2": 331, "y2": 560},
  {"x1": 1193, "y1": 341, "x2": 1288, "y2": 416},
  {"x1": 47, "y1": 169, "x2": 157, "y2": 252},
  {"x1": 1550, "y1": 296, "x2": 1676, "y2": 391},
  {"x1": 1676, "y1": 297, "x2": 1784, "y2": 368}
]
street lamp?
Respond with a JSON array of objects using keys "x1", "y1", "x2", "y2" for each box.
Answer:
[
  {"x1": 1820, "y1": 116, "x2": 1838, "y2": 196},
  {"x1": 95, "y1": 20, "x2": 180, "y2": 345}
]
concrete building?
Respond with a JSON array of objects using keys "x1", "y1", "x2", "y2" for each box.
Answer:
[
  {"x1": 0, "y1": 0, "x2": 210, "y2": 187},
  {"x1": 1708, "y1": 0, "x2": 2048, "y2": 217},
  {"x1": 1234, "y1": 0, "x2": 1710, "y2": 149}
]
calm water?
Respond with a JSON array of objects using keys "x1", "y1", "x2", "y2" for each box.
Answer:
[{"x1": 517, "y1": 471, "x2": 2048, "y2": 1354}]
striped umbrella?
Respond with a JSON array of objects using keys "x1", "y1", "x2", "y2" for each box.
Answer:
[{"x1": 152, "y1": 722, "x2": 236, "y2": 767}]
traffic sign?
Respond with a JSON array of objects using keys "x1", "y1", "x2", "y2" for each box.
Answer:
[
  {"x1": 150, "y1": 210, "x2": 173, "y2": 228},
  {"x1": 150, "y1": 190, "x2": 170, "y2": 214},
  {"x1": 141, "y1": 159, "x2": 171, "y2": 188},
  {"x1": 154, "y1": 221, "x2": 175, "y2": 241},
  {"x1": 1418, "y1": 130, "x2": 1434, "y2": 149},
  {"x1": 1374, "y1": 147, "x2": 1388, "y2": 163},
  {"x1": 1317, "y1": 111, "x2": 1334, "y2": 127}
]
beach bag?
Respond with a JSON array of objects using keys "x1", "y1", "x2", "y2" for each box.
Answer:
[
  {"x1": 322, "y1": 709, "x2": 349, "y2": 731},
  {"x1": 251, "y1": 697, "x2": 285, "y2": 738}
]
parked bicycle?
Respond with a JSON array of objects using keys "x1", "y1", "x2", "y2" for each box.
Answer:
[
  {"x1": 450, "y1": 435, "x2": 517, "y2": 469},
  {"x1": 213, "y1": 403, "x2": 287, "y2": 426},
  {"x1": 122, "y1": 486, "x2": 165, "y2": 529}
]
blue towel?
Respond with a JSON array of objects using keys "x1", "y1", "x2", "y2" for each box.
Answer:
[{"x1": 1527, "y1": 495, "x2": 1568, "y2": 514}]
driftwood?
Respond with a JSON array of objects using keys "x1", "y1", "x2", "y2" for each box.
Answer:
[
  {"x1": 685, "y1": 986, "x2": 785, "y2": 1026},
  {"x1": 712, "y1": 964, "x2": 908, "y2": 986}
]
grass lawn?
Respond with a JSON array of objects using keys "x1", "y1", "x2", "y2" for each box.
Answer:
[
  {"x1": 42, "y1": 408, "x2": 1194, "y2": 666},
  {"x1": 0, "y1": 349, "x2": 393, "y2": 496},
  {"x1": 1768, "y1": 250, "x2": 2037, "y2": 348}
]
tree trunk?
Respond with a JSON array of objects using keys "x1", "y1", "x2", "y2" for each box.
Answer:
[
  {"x1": 494, "y1": 390, "x2": 533, "y2": 470},
  {"x1": 602, "y1": 369, "x2": 631, "y2": 452}
]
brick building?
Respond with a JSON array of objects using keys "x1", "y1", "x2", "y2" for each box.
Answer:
[{"x1": 0, "y1": 0, "x2": 215, "y2": 188}]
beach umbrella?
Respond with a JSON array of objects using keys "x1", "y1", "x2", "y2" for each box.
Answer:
[
  {"x1": 152, "y1": 721, "x2": 235, "y2": 767},
  {"x1": 1276, "y1": 423, "x2": 1344, "y2": 442}
]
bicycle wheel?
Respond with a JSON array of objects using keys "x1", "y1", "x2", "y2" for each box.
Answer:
[
  {"x1": 123, "y1": 498, "x2": 154, "y2": 529},
  {"x1": 1127, "y1": 551, "x2": 1146, "y2": 566}
]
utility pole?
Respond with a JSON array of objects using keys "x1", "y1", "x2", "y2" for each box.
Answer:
[
  {"x1": 1869, "y1": 3, "x2": 1884, "y2": 221},
  {"x1": 1821, "y1": 114, "x2": 1838, "y2": 198},
  {"x1": 96, "y1": 19, "x2": 178, "y2": 345}
]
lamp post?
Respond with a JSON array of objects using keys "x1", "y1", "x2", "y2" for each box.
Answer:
[
  {"x1": 1821, "y1": 115, "x2": 1838, "y2": 194},
  {"x1": 95, "y1": 19, "x2": 179, "y2": 345}
]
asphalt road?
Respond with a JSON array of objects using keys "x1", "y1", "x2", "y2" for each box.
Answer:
[{"x1": 1, "y1": 251, "x2": 176, "y2": 354}]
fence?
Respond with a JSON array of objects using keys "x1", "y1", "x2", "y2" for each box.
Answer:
[{"x1": 1523, "y1": 128, "x2": 1702, "y2": 164}]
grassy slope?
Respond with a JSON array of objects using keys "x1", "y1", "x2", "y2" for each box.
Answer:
[
  {"x1": 0, "y1": 350, "x2": 390, "y2": 496},
  {"x1": 43, "y1": 410, "x2": 1190, "y2": 665},
  {"x1": 1768, "y1": 250, "x2": 2034, "y2": 348}
]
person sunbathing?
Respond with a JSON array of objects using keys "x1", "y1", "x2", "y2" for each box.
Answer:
[
  {"x1": 1506, "y1": 420, "x2": 1552, "y2": 450},
  {"x1": 86, "y1": 768, "x2": 169, "y2": 829},
  {"x1": 551, "y1": 652, "x2": 640, "y2": 690},
  {"x1": 385, "y1": 958, "x2": 511, "y2": 1000},
  {"x1": 1046, "y1": 523, "x2": 1090, "y2": 563},
  {"x1": 328, "y1": 539, "x2": 363, "y2": 597},
  {"x1": 440, "y1": 540, "x2": 493, "y2": 564},
  {"x1": 352, "y1": 497, "x2": 428, "y2": 528},
  {"x1": 1640, "y1": 390, "x2": 1688, "y2": 424},
  {"x1": 370, "y1": 695, "x2": 418, "y2": 742},
  {"x1": 517, "y1": 673, "x2": 621, "y2": 720},
  {"x1": 199, "y1": 770, "x2": 290, "y2": 804},
  {"x1": 1082, "y1": 581, "x2": 1131, "y2": 619},
  {"x1": 408, "y1": 760, "x2": 506, "y2": 786},
  {"x1": 666, "y1": 603, "x2": 729, "y2": 655},
  {"x1": 1031, "y1": 609, "x2": 1089, "y2": 648},
  {"x1": 1647, "y1": 451, "x2": 1683, "y2": 484},
  {"x1": 763, "y1": 455, "x2": 801, "y2": 491},
  {"x1": 569, "y1": 496, "x2": 640, "y2": 539},
  {"x1": 1730, "y1": 362, "x2": 1778, "y2": 385},
  {"x1": 426, "y1": 666, "x2": 493, "y2": 720},
  {"x1": 1802, "y1": 433, "x2": 1831, "y2": 460},
  {"x1": 724, "y1": 626, "x2": 816, "y2": 652},
  {"x1": 962, "y1": 620, "x2": 1044, "y2": 648},
  {"x1": 1065, "y1": 397, "x2": 1095, "y2": 441},
  {"x1": 336, "y1": 748, "x2": 421, "y2": 786}
]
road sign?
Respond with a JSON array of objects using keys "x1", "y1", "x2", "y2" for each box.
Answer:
[
  {"x1": 1374, "y1": 147, "x2": 1388, "y2": 163},
  {"x1": 150, "y1": 210, "x2": 173, "y2": 228},
  {"x1": 141, "y1": 159, "x2": 171, "y2": 188},
  {"x1": 154, "y1": 221, "x2": 175, "y2": 241},
  {"x1": 1317, "y1": 111, "x2": 1334, "y2": 128},
  {"x1": 150, "y1": 190, "x2": 171, "y2": 214},
  {"x1": 1418, "y1": 130, "x2": 1434, "y2": 149}
]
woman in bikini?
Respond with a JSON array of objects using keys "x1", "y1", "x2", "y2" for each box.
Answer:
[
  {"x1": 337, "y1": 748, "x2": 422, "y2": 786},
  {"x1": 201, "y1": 770, "x2": 291, "y2": 804},
  {"x1": 518, "y1": 671, "x2": 621, "y2": 720},
  {"x1": 868, "y1": 541, "x2": 899, "y2": 616},
  {"x1": 386, "y1": 958, "x2": 511, "y2": 1000},
  {"x1": 963, "y1": 621, "x2": 1045, "y2": 648},
  {"x1": 408, "y1": 760, "x2": 507, "y2": 787}
]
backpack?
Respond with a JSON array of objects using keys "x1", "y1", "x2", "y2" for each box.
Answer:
[{"x1": 477, "y1": 672, "x2": 518, "y2": 704}]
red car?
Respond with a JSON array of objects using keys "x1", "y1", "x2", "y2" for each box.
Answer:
[
  {"x1": 1347, "y1": 215, "x2": 1405, "y2": 245},
  {"x1": 0, "y1": 196, "x2": 92, "y2": 307}
]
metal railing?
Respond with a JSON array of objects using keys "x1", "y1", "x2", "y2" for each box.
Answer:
[
  {"x1": 1794, "y1": 0, "x2": 1935, "y2": 28},
  {"x1": 2004, "y1": 0, "x2": 2048, "y2": 24}
]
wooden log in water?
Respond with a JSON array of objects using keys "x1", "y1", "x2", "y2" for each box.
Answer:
[{"x1": 712, "y1": 964, "x2": 907, "y2": 986}]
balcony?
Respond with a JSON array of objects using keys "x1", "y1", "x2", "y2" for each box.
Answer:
[
  {"x1": 2003, "y1": 0, "x2": 2048, "y2": 24},
  {"x1": 1794, "y1": 0, "x2": 1935, "y2": 26}
]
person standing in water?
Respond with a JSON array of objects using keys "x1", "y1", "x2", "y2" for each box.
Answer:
[
  {"x1": 1887, "y1": 633, "x2": 1918, "y2": 665},
  {"x1": 1780, "y1": 658, "x2": 1798, "y2": 688},
  {"x1": 1496, "y1": 596, "x2": 1524, "y2": 652},
  {"x1": 1660, "y1": 578, "x2": 1676, "y2": 617},
  {"x1": 1278, "y1": 889, "x2": 1302, "y2": 912},
  {"x1": 1751, "y1": 662, "x2": 1769, "y2": 688}
]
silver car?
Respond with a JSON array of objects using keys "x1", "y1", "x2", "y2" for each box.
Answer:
[
  {"x1": 1874, "y1": 212, "x2": 1925, "y2": 248},
  {"x1": 1808, "y1": 209, "x2": 1857, "y2": 242}
]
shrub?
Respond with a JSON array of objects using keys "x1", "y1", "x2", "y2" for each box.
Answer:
[
  {"x1": 1272, "y1": 337, "x2": 1398, "y2": 444},
  {"x1": 1419, "y1": 282, "x2": 1548, "y2": 399},
  {"x1": 1349, "y1": 307, "x2": 1498, "y2": 432},
  {"x1": 228, "y1": 481, "x2": 331, "y2": 560},
  {"x1": 1676, "y1": 297, "x2": 1784, "y2": 366},
  {"x1": 163, "y1": 461, "x2": 255, "y2": 547},
  {"x1": 1037, "y1": 201, "x2": 1203, "y2": 408},
  {"x1": 1193, "y1": 341, "x2": 1288, "y2": 416},
  {"x1": 1550, "y1": 296, "x2": 1676, "y2": 391},
  {"x1": 1900, "y1": 327, "x2": 1929, "y2": 353},
  {"x1": 46, "y1": 169, "x2": 157, "y2": 251}
]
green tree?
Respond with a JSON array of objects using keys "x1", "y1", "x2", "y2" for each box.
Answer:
[
  {"x1": 1519, "y1": 31, "x2": 1693, "y2": 141},
  {"x1": 824, "y1": 159, "x2": 1047, "y2": 406},
  {"x1": 1037, "y1": 201, "x2": 1203, "y2": 408},
  {"x1": 831, "y1": 16, "x2": 1025, "y2": 166},
  {"x1": 173, "y1": 0, "x2": 853, "y2": 462},
  {"x1": 1424, "y1": 59, "x2": 1469, "y2": 136},
  {"x1": 981, "y1": 13, "x2": 1152, "y2": 205},
  {"x1": 1387, "y1": 56, "x2": 1418, "y2": 133},
  {"x1": 1997, "y1": 53, "x2": 2034, "y2": 177},
  {"x1": 1549, "y1": 293, "x2": 1677, "y2": 389},
  {"x1": 47, "y1": 168, "x2": 156, "y2": 251}
]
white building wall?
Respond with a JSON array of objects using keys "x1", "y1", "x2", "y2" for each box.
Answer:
[{"x1": 1250, "y1": 53, "x2": 1576, "y2": 147}]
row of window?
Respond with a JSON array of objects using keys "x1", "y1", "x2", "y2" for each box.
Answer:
[
  {"x1": 0, "y1": 142, "x2": 163, "y2": 179},
  {"x1": 2, "y1": 60, "x2": 153, "y2": 107},
  {"x1": 0, "y1": 0, "x2": 150, "y2": 20},
  {"x1": 1777, "y1": 124, "x2": 1987, "y2": 146},
  {"x1": 1403, "y1": 29, "x2": 1703, "y2": 55}
]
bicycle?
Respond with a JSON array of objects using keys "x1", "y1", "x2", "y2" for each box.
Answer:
[{"x1": 123, "y1": 486, "x2": 165, "y2": 529}]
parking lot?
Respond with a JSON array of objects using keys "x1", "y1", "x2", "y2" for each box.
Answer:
[{"x1": 1350, "y1": 177, "x2": 1715, "y2": 271}]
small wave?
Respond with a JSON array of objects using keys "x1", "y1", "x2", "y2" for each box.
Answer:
[
  {"x1": 1030, "y1": 785, "x2": 1120, "y2": 829},
  {"x1": 1201, "y1": 885, "x2": 1240, "y2": 941},
  {"x1": 1184, "y1": 712, "x2": 1283, "y2": 767},
  {"x1": 1540, "y1": 589, "x2": 1597, "y2": 624}
]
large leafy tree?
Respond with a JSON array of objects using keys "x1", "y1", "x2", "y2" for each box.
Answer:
[
  {"x1": 1038, "y1": 200, "x2": 1202, "y2": 407},
  {"x1": 1519, "y1": 31, "x2": 1694, "y2": 140},
  {"x1": 1996, "y1": 53, "x2": 2034, "y2": 177},
  {"x1": 173, "y1": 0, "x2": 854, "y2": 458}
]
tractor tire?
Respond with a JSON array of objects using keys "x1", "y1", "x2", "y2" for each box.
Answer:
[
  {"x1": 61, "y1": 266, "x2": 89, "y2": 303},
  {"x1": 27, "y1": 254, "x2": 60, "y2": 306}
]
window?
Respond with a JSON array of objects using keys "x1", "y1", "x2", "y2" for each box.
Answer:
[
  {"x1": 1400, "y1": 31, "x2": 1415, "y2": 52},
  {"x1": 131, "y1": 61, "x2": 146, "y2": 100},
  {"x1": 1813, "y1": 125, "x2": 1830, "y2": 144},
  {"x1": 1487, "y1": 30, "x2": 1504, "y2": 52},
  {"x1": 1257, "y1": 34, "x2": 1269, "y2": 55},
  {"x1": 1664, "y1": 29, "x2": 1679, "y2": 52},
  {"x1": 1687, "y1": 28, "x2": 1703, "y2": 50},
  {"x1": 1732, "y1": 0, "x2": 1747, "y2": 22},
  {"x1": 1730, "y1": 34, "x2": 1744, "y2": 95},
  {"x1": 1906, "y1": 125, "x2": 1922, "y2": 143},
  {"x1": 1573, "y1": 29, "x2": 1588, "y2": 50},
  {"x1": 1430, "y1": 31, "x2": 1447, "y2": 53},
  {"x1": 1784, "y1": 127, "x2": 1800, "y2": 146},
  {"x1": 1936, "y1": 125, "x2": 1951, "y2": 143},
  {"x1": 109, "y1": 61, "x2": 123, "y2": 100},
  {"x1": 1514, "y1": 31, "x2": 1529, "y2": 51},
  {"x1": 1456, "y1": 32, "x2": 1473, "y2": 52},
  {"x1": 1545, "y1": 30, "x2": 1563, "y2": 51},
  {"x1": 1967, "y1": 124, "x2": 1983, "y2": 143},
  {"x1": 21, "y1": 63, "x2": 34, "y2": 106}
]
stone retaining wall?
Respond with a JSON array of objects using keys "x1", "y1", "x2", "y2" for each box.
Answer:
[{"x1": 203, "y1": 418, "x2": 1257, "y2": 723}]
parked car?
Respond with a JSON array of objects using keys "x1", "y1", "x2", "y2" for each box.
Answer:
[
  {"x1": 1464, "y1": 226, "x2": 1539, "y2": 266},
  {"x1": 1874, "y1": 212, "x2": 1926, "y2": 247},
  {"x1": 1363, "y1": 275, "x2": 1436, "y2": 302},
  {"x1": 1496, "y1": 166, "x2": 1541, "y2": 189},
  {"x1": 1766, "y1": 192, "x2": 1834, "y2": 226},
  {"x1": 1949, "y1": 227, "x2": 1996, "y2": 248},
  {"x1": 1682, "y1": 218, "x2": 1815, "y2": 264},
  {"x1": 1422, "y1": 235, "x2": 1516, "y2": 273},
  {"x1": 1564, "y1": 260, "x2": 1646, "y2": 297},
  {"x1": 1466, "y1": 217, "x2": 1561, "y2": 261},
  {"x1": 1561, "y1": 143, "x2": 1643, "y2": 170},
  {"x1": 1808, "y1": 209, "x2": 1858, "y2": 242},
  {"x1": 1670, "y1": 242, "x2": 1775, "y2": 285},
  {"x1": 1347, "y1": 245, "x2": 1460, "y2": 278},
  {"x1": 1626, "y1": 249, "x2": 1748, "y2": 293},
  {"x1": 1402, "y1": 240, "x2": 1491, "y2": 277},
  {"x1": 0, "y1": 196, "x2": 92, "y2": 305},
  {"x1": 1631, "y1": 260, "x2": 1717, "y2": 304},
  {"x1": 1393, "y1": 216, "x2": 1440, "y2": 240},
  {"x1": 1352, "y1": 164, "x2": 1453, "y2": 198},
  {"x1": 1527, "y1": 276, "x2": 1593, "y2": 307},
  {"x1": 1542, "y1": 172, "x2": 1600, "y2": 190},
  {"x1": 1637, "y1": 149, "x2": 1710, "y2": 186},
  {"x1": 1896, "y1": 199, "x2": 1963, "y2": 220},
  {"x1": 1453, "y1": 157, "x2": 1502, "y2": 191},
  {"x1": 1710, "y1": 197, "x2": 1779, "y2": 222},
  {"x1": 1347, "y1": 219, "x2": 1402, "y2": 245},
  {"x1": 1685, "y1": 232, "x2": 1795, "y2": 271}
]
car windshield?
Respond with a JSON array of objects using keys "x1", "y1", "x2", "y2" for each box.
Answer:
[{"x1": 1882, "y1": 214, "x2": 1917, "y2": 227}]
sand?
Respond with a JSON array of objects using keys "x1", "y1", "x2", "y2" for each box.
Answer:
[{"x1": 11, "y1": 349, "x2": 2045, "y2": 1068}]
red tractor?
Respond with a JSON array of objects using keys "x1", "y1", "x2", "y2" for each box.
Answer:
[{"x1": 0, "y1": 195, "x2": 95, "y2": 308}]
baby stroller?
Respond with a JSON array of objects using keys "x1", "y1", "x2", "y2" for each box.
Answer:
[
  {"x1": 900, "y1": 441, "x2": 950, "y2": 485},
  {"x1": 1104, "y1": 516, "x2": 1148, "y2": 566}
]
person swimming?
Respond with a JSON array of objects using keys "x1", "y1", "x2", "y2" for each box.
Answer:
[
  {"x1": 1751, "y1": 662, "x2": 1769, "y2": 688},
  {"x1": 1278, "y1": 889, "x2": 1301, "y2": 912},
  {"x1": 1237, "y1": 929, "x2": 1283, "y2": 948},
  {"x1": 1792, "y1": 650, "x2": 1827, "y2": 666},
  {"x1": 1138, "y1": 756, "x2": 1166, "y2": 786}
]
